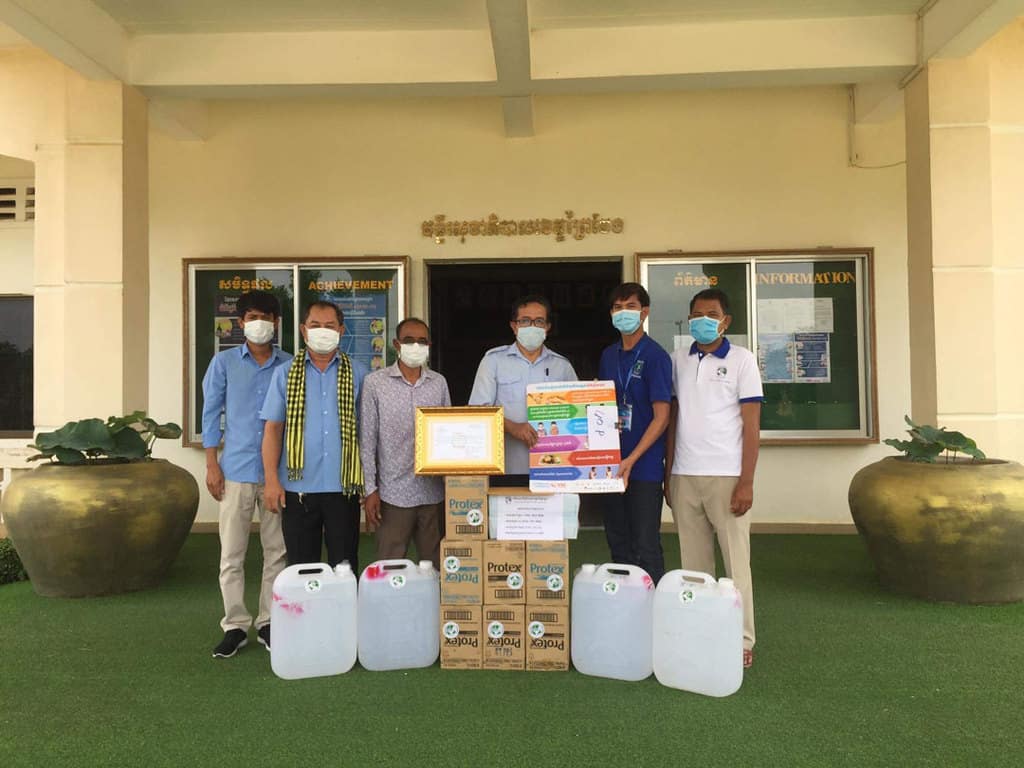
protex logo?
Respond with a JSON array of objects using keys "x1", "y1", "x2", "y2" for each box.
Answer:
[
  {"x1": 529, "y1": 563, "x2": 565, "y2": 576},
  {"x1": 449, "y1": 499, "x2": 480, "y2": 511},
  {"x1": 716, "y1": 366, "x2": 728, "y2": 377},
  {"x1": 444, "y1": 567, "x2": 479, "y2": 584}
]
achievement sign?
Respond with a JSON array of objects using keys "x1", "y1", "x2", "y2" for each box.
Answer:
[{"x1": 526, "y1": 380, "x2": 624, "y2": 493}]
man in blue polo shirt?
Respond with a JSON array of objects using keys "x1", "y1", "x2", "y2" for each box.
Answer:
[
  {"x1": 666, "y1": 287, "x2": 764, "y2": 669},
  {"x1": 261, "y1": 300, "x2": 368, "y2": 573},
  {"x1": 598, "y1": 283, "x2": 673, "y2": 585},
  {"x1": 202, "y1": 290, "x2": 292, "y2": 659}
]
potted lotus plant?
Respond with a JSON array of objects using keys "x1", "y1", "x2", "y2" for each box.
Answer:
[
  {"x1": 0, "y1": 412, "x2": 199, "y2": 597},
  {"x1": 848, "y1": 416, "x2": 1024, "y2": 604}
]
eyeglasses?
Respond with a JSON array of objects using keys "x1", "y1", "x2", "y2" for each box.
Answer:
[{"x1": 514, "y1": 318, "x2": 549, "y2": 328}]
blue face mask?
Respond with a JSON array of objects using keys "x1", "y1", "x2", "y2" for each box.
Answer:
[
  {"x1": 611, "y1": 309, "x2": 642, "y2": 334},
  {"x1": 689, "y1": 316, "x2": 722, "y2": 345}
]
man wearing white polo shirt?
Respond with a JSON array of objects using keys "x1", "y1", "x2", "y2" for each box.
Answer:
[{"x1": 665, "y1": 288, "x2": 763, "y2": 669}]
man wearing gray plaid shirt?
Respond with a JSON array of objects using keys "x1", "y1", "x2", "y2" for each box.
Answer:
[{"x1": 359, "y1": 317, "x2": 450, "y2": 569}]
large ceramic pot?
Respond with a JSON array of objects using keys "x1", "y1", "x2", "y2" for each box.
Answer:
[
  {"x1": 848, "y1": 457, "x2": 1024, "y2": 604},
  {"x1": 0, "y1": 459, "x2": 199, "y2": 597}
]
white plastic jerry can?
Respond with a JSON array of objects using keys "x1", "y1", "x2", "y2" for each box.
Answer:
[
  {"x1": 653, "y1": 569, "x2": 743, "y2": 697},
  {"x1": 570, "y1": 563, "x2": 655, "y2": 681},
  {"x1": 357, "y1": 559, "x2": 440, "y2": 672},
  {"x1": 270, "y1": 562, "x2": 358, "y2": 680}
]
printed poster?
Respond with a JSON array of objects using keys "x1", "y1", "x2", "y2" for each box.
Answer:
[
  {"x1": 757, "y1": 332, "x2": 831, "y2": 384},
  {"x1": 526, "y1": 380, "x2": 624, "y2": 494},
  {"x1": 337, "y1": 294, "x2": 388, "y2": 372}
]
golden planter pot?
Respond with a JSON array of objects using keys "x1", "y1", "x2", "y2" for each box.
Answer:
[
  {"x1": 1, "y1": 459, "x2": 199, "y2": 598},
  {"x1": 848, "y1": 457, "x2": 1024, "y2": 604}
]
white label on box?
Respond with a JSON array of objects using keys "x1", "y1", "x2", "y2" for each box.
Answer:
[
  {"x1": 492, "y1": 494, "x2": 564, "y2": 540},
  {"x1": 443, "y1": 556, "x2": 460, "y2": 574},
  {"x1": 443, "y1": 621, "x2": 460, "y2": 639},
  {"x1": 487, "y1": 621, "x2": 505, "y2": 639},
  {"x1": 466, "y1": 508, "x2": 483, "y2": 526}
]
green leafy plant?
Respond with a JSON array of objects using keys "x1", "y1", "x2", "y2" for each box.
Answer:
[
  {"x1": 884, "y1": 415, "x2": 986, "y2": 463},
  {"x1": 0, "y1": 538, "x2": 28, "y2": 585},
  {"x1": 27, "y1": 411, "x2": 182, "y2": 465}
]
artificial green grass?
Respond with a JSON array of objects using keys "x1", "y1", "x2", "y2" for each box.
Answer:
[{"x1": 1, "y1": 532, "x2": 1022, "y2": 767}]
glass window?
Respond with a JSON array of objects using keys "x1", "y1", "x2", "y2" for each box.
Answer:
[{"x1": 0, "y1": 296, "x2": 33, "y2": 435}]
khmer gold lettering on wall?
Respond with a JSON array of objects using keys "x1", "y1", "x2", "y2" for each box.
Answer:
[{"x1": 421, "y1": 212, "x2": 625, "y2": 243}]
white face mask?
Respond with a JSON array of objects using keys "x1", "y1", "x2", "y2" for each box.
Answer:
[
  {"x1": 516, "y1": 326, "x2": 546, "y2": 352},
  {"x1": 398, "y1": 342, "x2": 430, "y2": 368},
  {"x1": 305, "y1": 327, "x2": 340, "y2": 354},
  {"x1": 242, "y1": 319, "x2": 274, "y2": 345}
]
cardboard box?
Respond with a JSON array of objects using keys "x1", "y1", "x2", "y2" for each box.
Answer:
[
  {"x1": 440, "y1": 538, "x2": 483, "y2": 605},
  {"x1": 482, "y1": 604, "x2": 525, "y2": 671},
  {"x1": 440, "y1": 605, "x2": 482, "y2": 670},
  {"x1": 483, "y1": 540, "x2": 526, "y2": 604},
  {"x1": 445, "y1": 476, "x2": 488, "y2": 539},
  {"x1": 525, "y1": 540, "x2": 569, "y2": 605},
  {"x1": 525, "y1": 604, "x2": 570, "y2": 672}
]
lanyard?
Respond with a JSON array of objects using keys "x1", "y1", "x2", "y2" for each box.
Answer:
[{"x1": 617, "y1": 336, "x2": 647, "y2": 406}]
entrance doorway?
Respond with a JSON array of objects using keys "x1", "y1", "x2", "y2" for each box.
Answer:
[
  {"x1": 427, "y1": 258, "x2": 622, "y2": 527},
  {"x1": 427, "y1": 259, "x2": 622, "y2": 405}
]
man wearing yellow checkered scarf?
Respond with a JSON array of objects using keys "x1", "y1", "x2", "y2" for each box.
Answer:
[{"x1": 261, "y1": 301, "x2": 367, "y2": 571}]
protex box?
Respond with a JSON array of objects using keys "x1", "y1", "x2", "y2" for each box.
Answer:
[
  {"x1": 526, "y1": 605, "x2": 570, "y2": 672},
  {"x1": 445, "y1": 476, "x2": 488, "y2": 539},
  {"x1": 526, "y1": 540, "x2": 569, "y2": 605},
  {"x1": 440, "y1": 605, "x2": 482, "y2": 670},
  {"x1": 482, "y1": 604, "x2": 525, "y2": 671},
  {"x1": 440, "y1": 538, "x2": 482, "y2": 605},
  {"x1": 483, "y1": 540, "x2": 526, "y2": 604}
]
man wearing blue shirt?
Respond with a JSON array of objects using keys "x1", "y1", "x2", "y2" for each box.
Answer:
[
  {"x1": 598, "y1": 283, "x2": 672, "y2": 585},
  {"x1": 202, "y1": 290, "x2": 292, "y2": 659},
  {"x1": 261, "y1": 300, "x2": 368, "y2": 574},
  {"x1": 469, "y1": 295, "x2": 577, "y2": 474}
]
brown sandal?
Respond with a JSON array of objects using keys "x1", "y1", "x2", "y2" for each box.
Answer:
[{"x1": 743, "y1": 649, "x2": 754, "y2": 669}]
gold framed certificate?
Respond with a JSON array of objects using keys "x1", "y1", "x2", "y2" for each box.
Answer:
[{"x1": 414, "y1": 406, "x2": 505, "y2": 475}]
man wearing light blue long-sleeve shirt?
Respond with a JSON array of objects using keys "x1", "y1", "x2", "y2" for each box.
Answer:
[
  {"x1": 202, "y1": 290, "x2": 292, "y2": 659},
  {"x1": 261, "y1": 301, "x2": 369, "y2": 573}
]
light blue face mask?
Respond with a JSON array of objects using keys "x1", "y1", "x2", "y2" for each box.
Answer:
[
  {"x1": 611, "y1": 309, "x2": 643, "y2": 334},
  {"x1": 516, "y1": 326, "x2": 546, "y2": 352},
  {"x1": 689, "y1": 316, "x2": 722, "y2": 345}
]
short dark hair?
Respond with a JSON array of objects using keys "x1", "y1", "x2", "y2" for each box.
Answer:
[
  {"x1": 689, "y1": 288, "x2": 731, "y2": 315},
  {"x1": 395, "y1": 316, "x2": 430, "y2": 339},
  {"x1": 237, "y1": 290, "x2": 281, "y2": 319},
  {"x1": 302, "y1": 300, "x2": 344, "y2": 325},
  {"x1": 608, "y1": 282, "x2": 650, "y2": 308},
  {"x1": 509, "y1": 294, "x2": 552, "y2": 322}
]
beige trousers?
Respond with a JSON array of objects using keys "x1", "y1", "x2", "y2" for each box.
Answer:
[
  {"x1": 670, "y1": 474, "x2": 755, "y2": 650},
  {"x1": 219, "y1": 480, "x2": 287, "y2": 632}
]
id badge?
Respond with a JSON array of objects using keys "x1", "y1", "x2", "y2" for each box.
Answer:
[{"x1": 618, "y1": 404, "x2": 633, "y2": 432}]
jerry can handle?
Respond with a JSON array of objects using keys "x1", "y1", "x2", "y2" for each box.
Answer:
[
  {"x1": 365, "y1": 558, "x2": 415, "y2": 571},
  {"x1": 596, "y1": 563, "x2": 651, "y2": 580},
  {"x1": 676, "y1": 569, "x2": 716, "y2": 586}
]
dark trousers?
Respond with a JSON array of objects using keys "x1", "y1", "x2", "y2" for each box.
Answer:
[
  {"x1": 602, "y1": 480, "x2": 666, "y2": 585},
  {"x1": 282, "y1": 492, "x2": 361, "y2": 572}
]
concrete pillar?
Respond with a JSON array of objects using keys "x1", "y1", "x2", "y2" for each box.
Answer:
[
  {"x1": 32, "y1": 72, "x2": 149, "y2": 427},
  {"x1": 905, "y1": 18, "x2": 1024, "y2": 461}
]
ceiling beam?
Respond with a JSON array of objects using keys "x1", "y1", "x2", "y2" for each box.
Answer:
[
  {"x1": 922, "y1": 0, "x2": 1024, "y2": 59},
  {"x1": 0, "y1": 0, "x2": 126, "y2": 80},
  {"x1": 129, "y1": 29, "x2": 495, "y2": 87},
  {"x1": 531, "y1": 15, "x2": 916, "y2": 81},
  {"x1": 487, "y1": 0, "x2": 533, "y2": 137}
]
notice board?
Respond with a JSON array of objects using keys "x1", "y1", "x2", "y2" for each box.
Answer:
[
  {"x1": 183, "y1": 257, "x2": 408, "y2": 447},
  {"x1": 637, "y1": 249, "x2": 876, "y2": 443}
]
